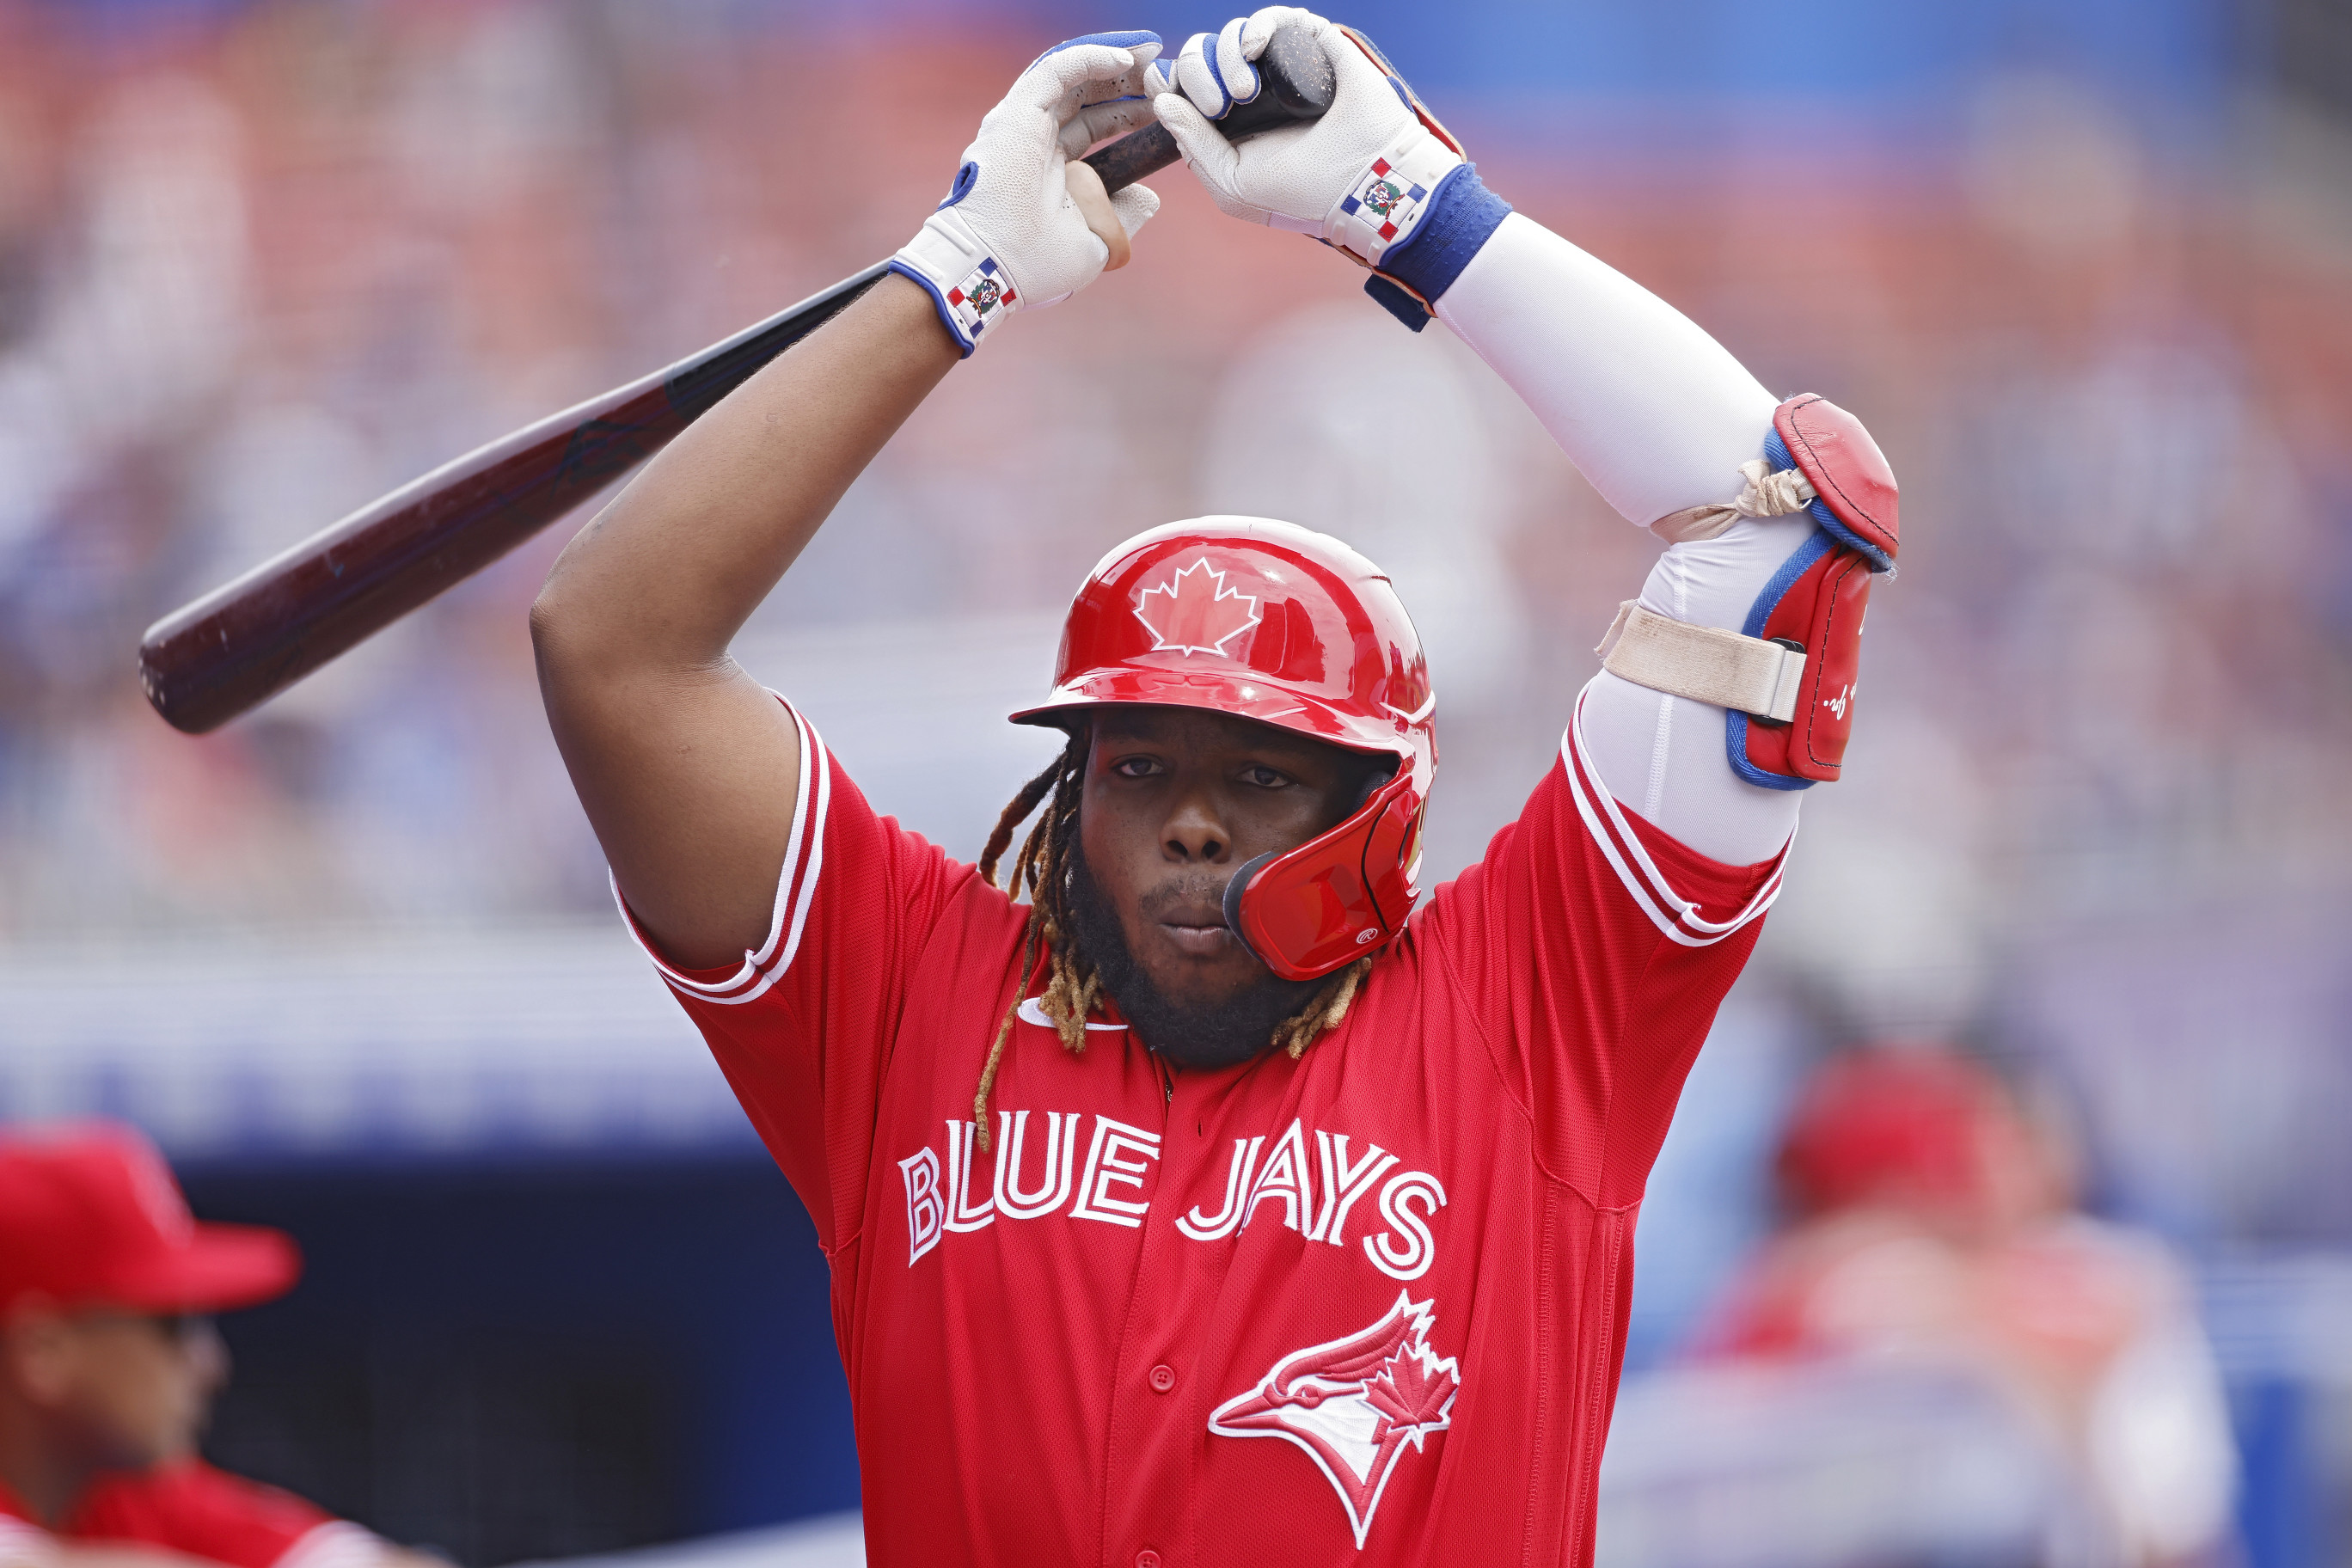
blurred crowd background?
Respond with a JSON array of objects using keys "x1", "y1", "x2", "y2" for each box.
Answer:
[{"x1": 2, "y1": 0, "x2": 2349, "y2": 1564}]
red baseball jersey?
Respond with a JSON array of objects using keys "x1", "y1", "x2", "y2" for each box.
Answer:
[
  {"x1": 66, "y1": 1461, "x2": 372, "y2": 1568},
  {"x1": 624, "y1": 693, "x2": 1785, "y2": 1567}
]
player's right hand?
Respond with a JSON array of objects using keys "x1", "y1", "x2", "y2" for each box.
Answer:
[
  {"x1": 889, "y1": 33, "x2": 1164, "y2": 357},
  {"x1": 1151, "y1": 9, "x2": 1463, "y2": 273}
]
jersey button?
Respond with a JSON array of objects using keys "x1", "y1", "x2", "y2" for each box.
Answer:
[
  {"x1": 1136, "y1": 1553, "x2": 1162, "y2": 1568},
  {"x1": 1148, "y1": 1363, "x2": 1177, "y2": 1393}
]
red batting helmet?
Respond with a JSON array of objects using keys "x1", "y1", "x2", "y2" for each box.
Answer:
[{"x1": 1011, "y1": 517, "x2": 1436, "y2": 983}]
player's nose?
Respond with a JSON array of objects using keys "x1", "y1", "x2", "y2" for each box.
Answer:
[{"x1": 1161, "y1": 782, "x2": 1229, "y2": 863}]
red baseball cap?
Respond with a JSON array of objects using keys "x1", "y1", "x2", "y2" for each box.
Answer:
[
  {"x1": 0, "y1": 1124, "x2": 299, "y2": 1316},
  {"x1": 1774, "y1": 1045, "x2": 2002, "y2": 1219}
]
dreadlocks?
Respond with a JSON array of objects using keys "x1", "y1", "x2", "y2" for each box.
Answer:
[{"x1": 971, "y1": 726, "x2": 1375, "y2": 1150}]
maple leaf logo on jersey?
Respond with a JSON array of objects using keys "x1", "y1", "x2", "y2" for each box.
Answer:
[
  {"x1": 1208, "y1": 1292, "x2": 1460, "y2": 1547},
  {"x1": 1134, "y1": 557, "x2": 1262, "y2": 658}
]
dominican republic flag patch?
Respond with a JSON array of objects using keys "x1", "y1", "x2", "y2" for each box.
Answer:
[
  {"x1": 1339, "y1": 159, "x2": 1430, "y2": 248},
  {"x1": 946, "y1": 257, "x2": 1016, "y2": 337}
]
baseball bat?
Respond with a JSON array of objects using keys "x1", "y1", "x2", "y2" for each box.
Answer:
[{"x1": 139, "y1": 29, "x2": 1335, "y2": 735}]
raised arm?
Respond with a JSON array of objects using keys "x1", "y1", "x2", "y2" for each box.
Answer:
[
  {"x1": 531, "y1": 280, "x2": 952, "y2": 969},
  {"x1": 1155, "y1": 9, "x2": 1897, "y2": 867},
  {"x1": 1431, "y1": 218, "x2": 1818, "y2": 866},
  {"x1": 531, "y1": 37, "x2": 1163, "y2": 969}
]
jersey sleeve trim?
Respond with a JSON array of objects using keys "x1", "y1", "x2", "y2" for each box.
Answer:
[
  {"x1": 1562, "y1": 678, "x2": 1791, "y2": 946},
  {"x1": 613, "y1": 695, "x2": 833, "y2": 1006}
]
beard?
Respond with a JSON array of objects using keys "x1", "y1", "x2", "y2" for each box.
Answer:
[{"x1": 1065, "y1": 840, "x2": 1320, "y2": 1071}]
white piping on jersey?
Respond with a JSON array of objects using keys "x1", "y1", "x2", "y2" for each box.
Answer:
[
  {"x1": 771, "y1": 705, "x2": 832, "y2": 987},
  {"x1": 617, "y1": 696, "x2": 834, "y2": 1005},
  {"x1": 1562, "y1": 679, "x2": 1788, "y2": 947}
]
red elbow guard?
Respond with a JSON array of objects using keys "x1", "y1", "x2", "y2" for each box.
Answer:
[{"x1": 1730, "y1": 395, "x2": 1899, "y2": 789}]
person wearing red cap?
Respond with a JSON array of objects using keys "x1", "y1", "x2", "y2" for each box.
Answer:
[
  {"x1": 1699, "y1": 1048, "x2": 2239, "y2": 1566},
  {"x1": 0, "y1": 1124, "x2": 428, "y2": 1568}
]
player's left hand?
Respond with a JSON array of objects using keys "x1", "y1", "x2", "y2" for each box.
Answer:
[{"x1": 1150, "y1": 8, "x2": 1463, "y2": 270}]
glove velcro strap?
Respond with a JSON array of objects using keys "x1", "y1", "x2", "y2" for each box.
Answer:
[{"x1": 1596, "y1": 601, "x2": 1806, "y2": 725}]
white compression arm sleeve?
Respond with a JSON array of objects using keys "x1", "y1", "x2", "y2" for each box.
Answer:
[{"x1": 1434, "y1": 211, "x2": 1809, "y2": 866}]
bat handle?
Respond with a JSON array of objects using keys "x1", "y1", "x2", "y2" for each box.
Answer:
[
  {"x1": 1087, "y1": 122, "x2": 1183, "y2": 193},
  {"x1": 1081, "y1": 22, "x2": 1337, "y2": 195}
]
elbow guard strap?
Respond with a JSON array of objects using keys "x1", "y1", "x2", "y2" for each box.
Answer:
[{"x1": 1597, "y1": 603, "x2": 1808, "y2": 724}]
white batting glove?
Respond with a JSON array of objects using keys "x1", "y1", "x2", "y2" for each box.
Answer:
[
  {"x1": 891, "y1": 32, "x2": 1164, "y2": 356},
  {"x1": 1150, "y1": 8, "x2": 1461, "y2": 269}
]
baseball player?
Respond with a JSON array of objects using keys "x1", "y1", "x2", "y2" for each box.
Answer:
[
  {"x1": 0, "y1": 1125, "x2": 432, "y2": 1568},
  {"x1": 531, "y1": 9, "x2": 1897, "y2": 1564}
]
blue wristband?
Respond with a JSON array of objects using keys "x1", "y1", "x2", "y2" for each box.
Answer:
[{"x1": 1364, "y1": 162, "x2": 1511, "y2": 330}]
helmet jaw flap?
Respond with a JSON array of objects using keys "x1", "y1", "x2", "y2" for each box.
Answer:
[{"x1": 1223, "y1": 769, "x2": 1427, "y2": 983}]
